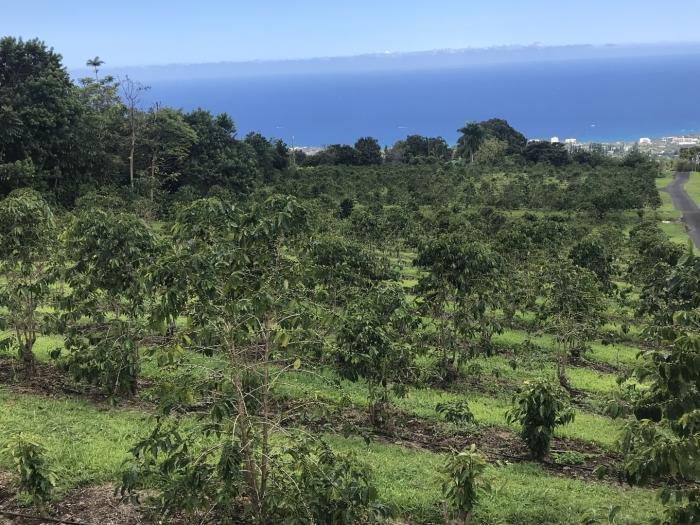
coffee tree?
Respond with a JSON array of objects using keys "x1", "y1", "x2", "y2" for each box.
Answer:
[
  {"x1": 618, "y1": 309, "x2": 700, "y2": 523},
  {"x1": 506, "y1": 379, "x2": 575, "y2": 460},
  {"x1": 308, "y1": 234, "x2": 394, "y2": 306},
  {"x1": 569, "y1": 232, "x2": 615, "y2": 290},
  {"x1": 0, "y1": 189, "x2": 56, "y2": 375},
  {"x1": 538, "y1": 258, "x2": 603, "y2": 388},
  {"x1": 638, "y1": 247, "x2": 700, "y2": 326},
  {"x1": 122, "y1": 195, "x2": 362, "y2": 523},
  {"x1": 335, "y1": 282, "x2": 417, "y2": 427},
  {"x1": 58, "y1": 209, "x2": 157, "y2": 395},
  {"x1": 414, "y1": 234, "x2": 503, "y2": 375}
]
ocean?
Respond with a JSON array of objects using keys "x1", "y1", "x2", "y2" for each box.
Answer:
[{"x1": 139, "y1": 54, "x2": 700, "y2": 147}]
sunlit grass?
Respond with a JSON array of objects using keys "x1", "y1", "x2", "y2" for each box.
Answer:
[
  {"x1": 0, "y1": 388, "x2": 151, "y2": 493},
  {"x1": 277, "y1": 367, "x2": 624, "y2": 447},
  {"x1": 328, "y1": 435, "x2": 661, "y2": 524}
]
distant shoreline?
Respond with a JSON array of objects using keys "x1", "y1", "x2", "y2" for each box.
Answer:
[{"x1": 89, "y1": 54, "x2": 700, "y2": 149}]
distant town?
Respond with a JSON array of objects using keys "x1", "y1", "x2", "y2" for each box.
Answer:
[
  {"x1": 540, "y1": 134, "x2": 700, "y2": 158},
  {"x1": 297, "y1": 134, "x2": 700, "y2": 159}
]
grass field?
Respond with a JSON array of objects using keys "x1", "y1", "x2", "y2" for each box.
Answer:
[
  {"x1": 686, "y1": 171, "x2": 700, "y2": 202},
  {"x1": 0, "y1": 388, "x2": 662, "y2": 524}
]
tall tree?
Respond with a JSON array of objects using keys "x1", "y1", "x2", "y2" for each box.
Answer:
[
  {"x1": 85, "y1": 56, "x2": 104, "y2": 80},
  {"x1": 142, "y1": 105, "x2": 197, "y2": 199},
  {"x1": 354, "y1": 137, "x2": 382, "y2": 165},
  {"x1": 456, "y1": 122, "x2": 485, "y2": 163},
  {"x1": 120, "y1": 75, "x2": 149, "y2": 190},
  {"x1": 0, "y1": 37, "x2": 81, "y2": 193},
  {"x1": 478, "y1": 118, "x2": 527, "y2": 154},
  {"x1": 182, "y1": 109, "x2": 257, "y2": 193}
]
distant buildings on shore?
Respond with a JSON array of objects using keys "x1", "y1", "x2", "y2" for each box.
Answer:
[{"x1": 529, "y1": 134, "x2": 700, "y2": 158}]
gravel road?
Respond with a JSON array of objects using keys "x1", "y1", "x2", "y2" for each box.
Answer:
[{"x1": 665, "y1": 171, "x2": 700, "y2": 249}]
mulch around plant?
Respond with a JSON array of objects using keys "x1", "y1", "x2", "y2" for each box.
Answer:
[
  {"x1": 0, "y1": 473, "x2": 140, "y2": 525},
  {"x1": 281, "y1": 398, "x2": 624, "y2": 483}
]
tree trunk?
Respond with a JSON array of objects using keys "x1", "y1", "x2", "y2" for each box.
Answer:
[
  {"x1": 149, "y1": 153, "x2": 156, "y2": 202},
  {"x1": 20, "y1": 341, "x2": 36, "y2": 376},
  {"x1": 129, "y1": 135, "x2": 135, "y2": 190}
]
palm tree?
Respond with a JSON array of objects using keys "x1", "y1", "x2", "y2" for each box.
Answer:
[
  {"x1": 86, "y1": 56, "x2": 104, "y2": 80},
  {"x1": 456, "y1": 122, "x2": 485, "y2": 163}
]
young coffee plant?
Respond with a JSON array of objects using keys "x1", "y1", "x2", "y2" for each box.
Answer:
[
  {"x1": 265, "y1": 436, "x2": 390, "y2": 524},
  {"x1": 2, "y1": 433, "x2": 57, "y2": 505},
  {"x1": 442, "y1": 444, "x2": 489, "y2": 524},
  {"x1": 506, "y1": 379, "x2": 575, "y2": 460},
  {"x1": 436, "y1": 400, "x2": 476, "y2": 425},
  {"x1": 0, "y1": 189, "x2": 56, "y2": 375}
]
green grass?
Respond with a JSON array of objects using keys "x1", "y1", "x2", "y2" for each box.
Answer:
[
  {"x1": 655, "y1": 171, "x2": 698, "y2": 249},
  {"x1": 277, "y1": 367, "x2": 625, "y2": 447},
  {"x1": 686, "y1": 172, "x2": 700, "y2": 202},
  {"x1": 0, "y1": 387, "x2": 659, "y2": 523},
  {"x1": 328, "y1": 435, "x2": 662, "y2": 524},
  {"x1": 655, "y1": 171, "x2": 679, "y2": 220},
  {"x1": 5, "y1": 332, "x2": 628, "y2": 447},
  {"x1": 0, "y1": 388, "x2": 150, "y2": 493},
  {"x1": 492, "y1": 329, "x2": 640, "y2": 368},
  {"x1": 659, "y1": 220, "x2": 692, "y2": 247}
]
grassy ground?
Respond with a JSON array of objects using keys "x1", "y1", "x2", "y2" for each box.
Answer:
[
  {"x1": 0, "y1": 387, "x2": 662, "y2": 524},
  {"x1": 330, "y1": 435, "x2": 662, "y2": 524},
  {"x1": 685, "y1": 171, "x2": 700, "y2": 202},
  {"x1": 0, "y1": 389, "x2": 149, "y2": 492}
]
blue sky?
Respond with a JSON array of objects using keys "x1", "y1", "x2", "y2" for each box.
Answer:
[{"x1": 3, "y1": 0, "x2": 699, "y2": 67}]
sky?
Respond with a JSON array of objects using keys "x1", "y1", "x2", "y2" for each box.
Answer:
[{"x1": 2, "y1": 0, "x2": 700, "y2": 68}]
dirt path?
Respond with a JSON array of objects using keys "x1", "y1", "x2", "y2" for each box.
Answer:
[{"x1": 665, "y1": 171, "x2": 700, "y2": 249}]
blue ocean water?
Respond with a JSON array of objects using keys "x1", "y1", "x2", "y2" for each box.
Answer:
[{"x1": 141, "y1": 55, "x2": 700, "y2": 147}]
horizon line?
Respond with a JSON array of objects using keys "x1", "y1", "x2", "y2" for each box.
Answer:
[{"x1": 69, "y1": 40, "x2": 700, "y2": 71}]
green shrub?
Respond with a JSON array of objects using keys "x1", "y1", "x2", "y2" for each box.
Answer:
[
  {"x1": 436, "y1": 401, "x2": 476, "y2": 425},
  {"x1": 442, "y1": 444, "x2": 489, "y2": 524},
  {"x1": 506, "y1": 379, "x2": 575, "y2": 460},
  {"x1": 552, "y1": 450, "x2": 589, "y2": 466},
  {"x1": 267, "y1": 437, "x2": 391, "y2": 524},
  {"x1": 2, "y1": 433, "x2": 56, "y2": 504}
]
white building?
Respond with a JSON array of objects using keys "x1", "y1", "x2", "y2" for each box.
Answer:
[
  {"x1": 639, "y1": 138, "x2": 652, "y2": 145},
  {"x1": 671, "y1": 136, "x2": 699, "y2": 146},
  {"x1": 550, "y1": 136, "x2": 560, "y2": 143},
  {"x1": 564, "y1": 138, "x2": 577, "y2": 145}
]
